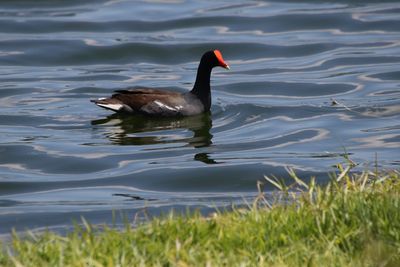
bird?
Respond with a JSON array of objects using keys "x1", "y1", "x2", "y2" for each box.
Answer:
[{"x1": 91, "y1": 50, "x2": 229, "y2": 117}]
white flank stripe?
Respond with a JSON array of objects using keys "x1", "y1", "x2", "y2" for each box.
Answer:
[
  {"x1": 154, "y1": 100, "x2": 177, "y2": 111},
  {"x1": 97, "y1": 103, "x2": 123, "y2": 111}
]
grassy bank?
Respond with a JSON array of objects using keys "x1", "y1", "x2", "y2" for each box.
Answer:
[{"x1": 1, "y1": 165, "x2": 400, "y2": 267}]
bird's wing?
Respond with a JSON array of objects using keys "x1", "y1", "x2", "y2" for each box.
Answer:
[
  {"x1": 139, "y1": 99, "x2": 184, "y2": 116},
  {"x1": 114, "y1": 88, "x2": 180, "y2": 96}
]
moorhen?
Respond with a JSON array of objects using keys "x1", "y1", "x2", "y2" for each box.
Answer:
[{"x1": 91, "y1": 50, "x2": 229, "y2": 116}]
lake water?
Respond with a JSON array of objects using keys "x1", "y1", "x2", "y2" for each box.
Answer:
[{"x1": 0, "y1": 0, "x2": 399, "y2": 234}]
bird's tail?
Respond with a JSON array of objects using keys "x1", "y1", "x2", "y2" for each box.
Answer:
[{"x1": 90, "y1": 98, "x2": 124, "y2": 112}]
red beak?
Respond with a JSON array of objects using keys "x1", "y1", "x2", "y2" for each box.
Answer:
[{"x1": 213, "y1": 50, "x2": 230, "y2": 70}]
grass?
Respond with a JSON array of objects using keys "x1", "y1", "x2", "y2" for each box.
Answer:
[{"x1": 1, "y1": 163, "x2": 400, "y2": 267}]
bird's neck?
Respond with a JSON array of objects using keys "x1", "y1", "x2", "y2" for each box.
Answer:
[{"x1": 191, "y1": 60, "x2": 212, "y2": 111}]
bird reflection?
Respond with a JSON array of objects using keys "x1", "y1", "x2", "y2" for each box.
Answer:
[{"x1": 91, "y1": 112, "x2": 218, "y2": 164}]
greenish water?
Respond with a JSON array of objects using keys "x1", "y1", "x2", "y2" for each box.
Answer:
[{"x1": 0, "y1": 0, "x2": 399, "y2": 234}]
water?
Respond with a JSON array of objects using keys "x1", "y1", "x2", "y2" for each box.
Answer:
[{"x1": 0, "y1": 0, "x2": 399, "y2": 234}]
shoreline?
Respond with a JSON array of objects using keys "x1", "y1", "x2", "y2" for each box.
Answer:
[{"x1": 1, "y1": 165, "x2": 399, "y2": 266}]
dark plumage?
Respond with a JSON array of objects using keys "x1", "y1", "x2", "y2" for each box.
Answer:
[{"x1": 91, "y1": 50, "x2": 229, "y2": 116}]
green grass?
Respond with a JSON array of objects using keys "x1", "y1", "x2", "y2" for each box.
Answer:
[{"x1": 1, "y1": 164, "x2": 400, "y2": 267}]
